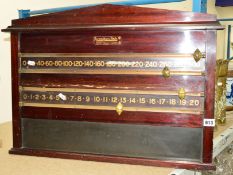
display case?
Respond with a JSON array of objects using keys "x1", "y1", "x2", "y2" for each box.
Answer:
[{"x1": 2, "y1": 4, "x2": 223, "y2": 170}]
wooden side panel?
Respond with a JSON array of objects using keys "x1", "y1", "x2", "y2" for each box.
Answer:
[
  {"x1": 11, "y1": 33, "x2": 21, "y2": 148},
  {"x1": 202, "y1": 31, "x2": 216, "y2": 163}
]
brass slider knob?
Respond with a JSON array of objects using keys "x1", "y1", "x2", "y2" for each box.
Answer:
[
  {"x1": 116, "y1": 102, "x2": 124, "y2": 115},
  {"x1": 162, "y1": 66, "x2": 170, "y2": 78},
  {"x1": 217, "y1": 82, "x2": 223, "y2": 87},
  {"x1": 178, "y1": 88, "x2": 186, "y2": 100},
  {"x1": 193, "y1": 48, "x2": 203, "y2": 62}
]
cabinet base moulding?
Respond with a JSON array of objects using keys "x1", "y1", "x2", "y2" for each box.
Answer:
[{"x1": 9, "y1": 148, "x2": 215, "y2": 170}]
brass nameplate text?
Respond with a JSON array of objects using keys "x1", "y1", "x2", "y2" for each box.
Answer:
[{"x1": 94, "y1": 36, "x2": 122, "y2": 45}]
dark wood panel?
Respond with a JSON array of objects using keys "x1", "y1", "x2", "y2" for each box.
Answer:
[
  {"x1": 12, "y1": 4, "x2": 217, "y2": 27},
  {"x1": 20, "y1": 74, "x2": 205, "y2": 92},
  {"x1": 202, "y1": 31, "x2": 216, "y2": 163},
  {"x1": 20, "y1": 31, "x2": 206, "y2": 53},
  {"x1": 9, "y1": 148, "x2": 215, "y2": 170},
  {"x1": 21, "y1": 107, "x2": 203, "y2": 128},
  {"x1": 11, "y1": 33, "x2": 21, "y2": 148}
]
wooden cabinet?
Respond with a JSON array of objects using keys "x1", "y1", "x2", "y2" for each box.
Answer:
[{"x1": 2, "y1": 4, "x2": 222, "y2": 170}]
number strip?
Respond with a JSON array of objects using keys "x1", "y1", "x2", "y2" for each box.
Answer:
[{"x1": 20, "y1": 86, "x2": 204, "y2": 97}]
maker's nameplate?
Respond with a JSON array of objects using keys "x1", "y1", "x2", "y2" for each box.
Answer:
[
  {"x1": 20, "y1": 53, "x2": 205, "y2": 75},
  {"x1": 20, "y1": 87, "x2": 204, "y2": 114},
  {"x1": 93, "y1": 36, "x2": 122, "y2": 45}
]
